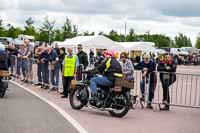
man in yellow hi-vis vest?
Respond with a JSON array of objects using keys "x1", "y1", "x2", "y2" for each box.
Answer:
[{"x1": 61, "y1": 48, "x2": 79, "y2": 98}]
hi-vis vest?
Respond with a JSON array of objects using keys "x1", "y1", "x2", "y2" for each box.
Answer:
[
  {"x1": 63, "y1": 55, "x2": 76, "y2": 77},
  {"x1": 104, "y1": 58, "x2": 123, "y2": 78}
]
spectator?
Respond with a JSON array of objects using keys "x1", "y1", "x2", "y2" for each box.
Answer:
[
  {"x1": 134, "y1": 54, "x2": 157, "y2": 109},
  {"x1": 89, "y1": 49, "x2": 95, "y2": 65},
  {"x1": 8, "y1": 44, "x2": 18, "y2": 76},
  {"x1": 62, "y1": 48, "x2": 79, "y2": 98},
  {"x1": 24, "y1": 39, "x2": 34, "y2": 84},
  {"x1": 40, "y1": 46, "x2": 49, "y2": 89},
  {"x1": 47, "y1": 46, "x2": 59, "y2": 91},
  {"x1": 157, "y1": 53, "x2": 177, "y2": 111},
  {"x1": 17, "y1": 44, "x2": 28, "y2": 82},
  {"x1": 58, "y1": 47, "x2": 66, "y2": 95},
  {"x1": 94, "y1": 49, "x2": 105, "y2": 66},
  {"x1": 119, "y1": 52, "x2": 134, "y2": 81},
  {"x1": 77, "y1": 44, "x2": 88, "y2": 69},
  {"x1": 34, "y1": 46, "x2": 45, "y2": 86},
  {"x1": 58, "y1": 47, "x2": 66, "y2": 72}
]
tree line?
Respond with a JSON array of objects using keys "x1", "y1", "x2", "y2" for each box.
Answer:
[{"x1": 0, "y1": 17, "x2": 200, "y2": 49}]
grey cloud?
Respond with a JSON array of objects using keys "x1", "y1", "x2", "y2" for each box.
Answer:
[{"x1": 148, "y1": 0, "x2": 200, "y2": 17}]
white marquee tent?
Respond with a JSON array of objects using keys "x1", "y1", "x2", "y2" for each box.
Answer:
[
  {"x1": 58, "y1": 35, "x2": 125, "y2": 51},
  {"x1": 116, "y1": 42, "x2": 157, "y2": 53}
]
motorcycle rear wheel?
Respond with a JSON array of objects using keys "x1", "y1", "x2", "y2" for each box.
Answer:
[
  {"x1": 0, "y1": 88, "x2": 6, "y2": 98},
  {"x1": 109, "y1": 93, "x2": 129, "y2": 118}
]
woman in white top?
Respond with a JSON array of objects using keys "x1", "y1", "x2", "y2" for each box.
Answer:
[{"x1": 119, "y1": 52, "x2": 134, "y2": 81}]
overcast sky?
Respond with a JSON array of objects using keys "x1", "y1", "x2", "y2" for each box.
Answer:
[{"x1": 0, "y1": 0, "x2": 200, "y2": 45}]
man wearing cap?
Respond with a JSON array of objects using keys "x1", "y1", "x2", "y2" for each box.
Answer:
[
  {"x1": 77, "y1": 44, "x2": 88, "y2": 69},
  {"x1": 135, "y1": 53, "x2": 157, "y2": 109},
  {"x1": 62, "y1": 48, "x2": 79, "y2": 98}
]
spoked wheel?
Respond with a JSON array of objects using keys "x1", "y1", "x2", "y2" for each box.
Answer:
[
  {"x1": 69, "y1": 86, "x2": 89, "y2": 110},
  {"x1": 109, "y1": 93, "x2": 129, "y2": 118}
]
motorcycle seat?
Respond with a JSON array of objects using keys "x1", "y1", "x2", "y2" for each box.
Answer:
[{"x1": 97, "y1": 84, "x2": 115, "y2": 89}]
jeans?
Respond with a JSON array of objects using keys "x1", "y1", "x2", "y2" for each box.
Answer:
[
  {"x1": 16, "y1": 57, "x2": 21, "y2": 77},
  {"x1": 140, "y1": 74, "x2": 157, "y2": 102},
  {"x1": 10, "y1": 55, "x2": 16, "y2": 74},
  {"x1": 21, "y1": 59, "x2": 28, "y2": 78},
  {"x1": 90, "y1": 76, "x2": 113, "y2": 94},
  {"x1": 140, "y1": 78, "x2": 145, "y2": 95},
  {"x1": 42, "y1": 63, "x2": 49, "y2": 84},
  {"x1": 37, "y1": 63, "x2": 43, "y2": 83},
  {"x1": 50, "y1": 68, "x2": 59, "y2": 87}
]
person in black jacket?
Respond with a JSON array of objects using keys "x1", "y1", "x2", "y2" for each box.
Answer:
[
  {"x1": 47, "y1": 46, "x2": 59, "y2": 91},
  {"x1": 77, "y1": 44, "x2": 88, "y2": 69},
  {"x1": 58, "y1": 47, "x2": 66, "y2": 95},
  {"x1": 39, "y1": 47, "x2": 49, "y2": 89},
  {"x1": 157, "y1": 53, "x2": 177, "y2": 110}
]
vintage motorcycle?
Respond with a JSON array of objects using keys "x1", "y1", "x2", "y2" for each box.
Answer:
[
  {"x1": 69, "y1": 71, "x2": 134, "y2": 118},
  {"x1": 0, "y1": 50, "x2": 9, "y2": 98}
]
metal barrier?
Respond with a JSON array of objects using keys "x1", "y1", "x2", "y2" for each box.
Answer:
[
  {"x1": 9, "y1": 55, "x2": 200, "y2": 109},
  {"x1": 149, "y1": 71, "x2": 200, "y2": 109},
  {"x1": 10, "y1": 56, "x2": 63, "y2": 92}
]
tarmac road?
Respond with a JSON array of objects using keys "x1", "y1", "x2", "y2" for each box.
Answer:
[{"x1": 0, "y1": 83, "x2": 79, "y2": 133}]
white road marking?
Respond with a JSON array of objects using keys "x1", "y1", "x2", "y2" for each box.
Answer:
[{"x1": 10, "y1": 80, "x2": 88, "y2": 133}]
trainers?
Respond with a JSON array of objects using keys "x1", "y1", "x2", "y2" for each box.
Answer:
[
  {"x1": 147, "y1": 103, "x2": 153, "y2": 109},
  {"x1": 41, "y1": 84, "x2": 45, "y2": 88},
  {"x1": 140, "y1": 95, "x2": 145, "y2": 102},
  {"x1": 61, "y1": 95, "x2": 68, "y2": 98},
  {"x1": 35, "y1": 83, "x2": 42, "y2": 86},
  {"x1": 160, "y1": 105, "x2": 170, "y2": 111},
  {"x1": 44, "y1": 85, "x2": 49, "y2": 89},
  {"x1": 90, "y1": 94, "x2": 101, "y2": 107},
  {"x1": 50, "y1": 87, "x2": 57, "y2": 91}
]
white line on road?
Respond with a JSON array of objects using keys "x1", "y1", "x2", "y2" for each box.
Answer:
[{"x1": 10, "y1": 80, "x2": 88, "y2": 133}]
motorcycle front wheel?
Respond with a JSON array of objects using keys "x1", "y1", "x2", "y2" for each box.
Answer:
[{"x1": 69, "y1": 86, "x2": 89, "y2": 110}]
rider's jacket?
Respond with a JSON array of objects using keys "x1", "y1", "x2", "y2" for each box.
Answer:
[{"x1": 97, "y1": 57, "x2": 122, "y2": 82}]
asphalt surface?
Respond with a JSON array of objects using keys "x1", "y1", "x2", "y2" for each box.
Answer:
[
  {"x1": 0, "y1": 83, "x2": 79, "y2": 133},
  {"x1": 1, "y1": 65, "x2": 200, "y2": 133}
]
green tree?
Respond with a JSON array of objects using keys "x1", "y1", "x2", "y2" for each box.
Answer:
[
  {"x1": 39, "y1": 17, "x2": 55, "y2": 43},
  {"x1": 61, "y1": 18, "x2": 77, "y2": 40},
  {"x1": 106, "y1": 30, "x2": 121, "y2": 41},
  {"x1": 136, "y1": 34, "x2": 171, "y2": 48},
  {"x1": 0, "y1": 19, "x2": 7, "y2": 37},
  {"x1": 195, "y1": 34, "x2": 200, "y2": 49},
  {"x1": 6, "y1": 24, "x2": 23, "y2": 38},
  {"x1": 82, "y1": 31, "x2": 95, "y2": 36},
  {"x1": 126, "y1": 28, "x2": 137, "y2": 41},
  {"x1": 53, "y1": 29, "x2": 62, "y2": 41},
  {"x1": 24, "y1": 17, "x2": 37, "y2": 36},
  {"x1": 175, "y1": 33, "x2": 192, "y2": 48}
]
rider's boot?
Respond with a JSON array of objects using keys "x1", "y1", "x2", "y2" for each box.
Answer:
[{"x1": 90, "y1": 93, "x2": 101, "y2": 107}]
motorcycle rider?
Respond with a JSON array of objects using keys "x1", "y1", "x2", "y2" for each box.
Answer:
[{"x1": 89, "y1": 50, "x2": 123, "y2": 106}]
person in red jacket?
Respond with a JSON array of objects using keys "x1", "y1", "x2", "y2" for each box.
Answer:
[{"x1": 157, "y1": 53, "x2": 177, "y2": 110}]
